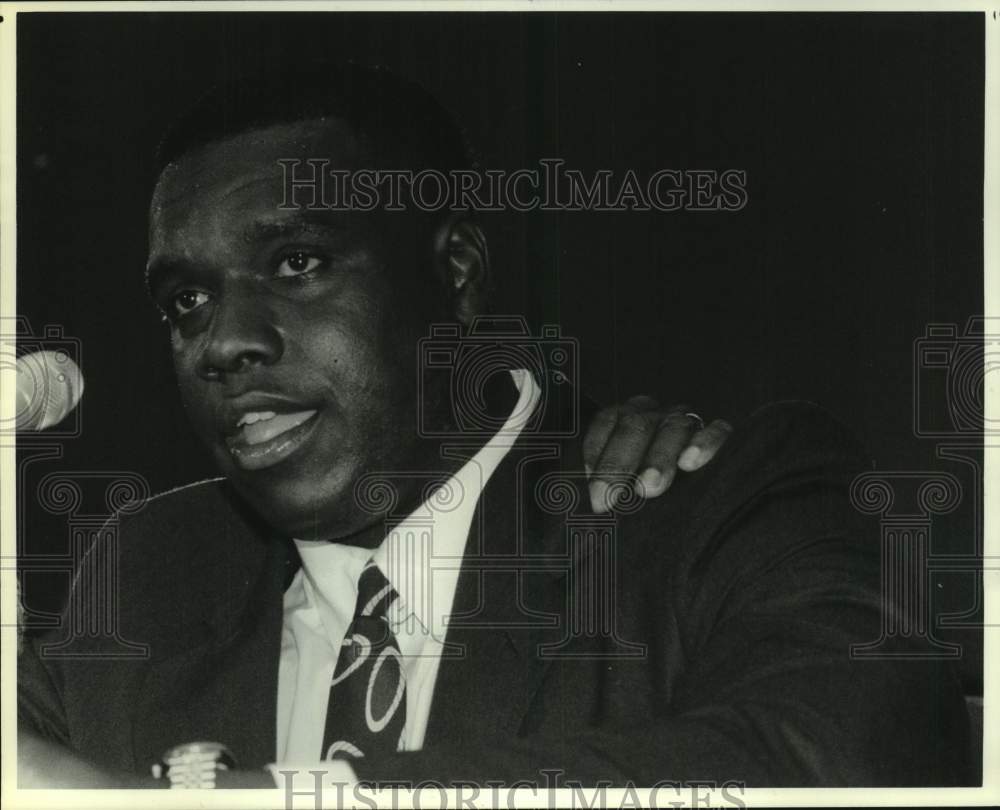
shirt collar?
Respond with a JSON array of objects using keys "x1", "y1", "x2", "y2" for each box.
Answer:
[
  {"x1": 294, "y1": 368, "x2": 540, "y2": 641},
  {"x1": 374, "y1": 368, "x2": 540, "y2": 639}
]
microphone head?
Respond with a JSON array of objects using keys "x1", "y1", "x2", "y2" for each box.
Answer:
[{"x1": 15, "y1": 350, "x2": 85, "y2": 431}]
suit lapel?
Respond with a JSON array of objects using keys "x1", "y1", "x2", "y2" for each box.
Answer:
[
  {"x1": 424, "y1": 436, "x2": 588, "y2": 744},
  {"x1": 130, "y1": 526, "x2": 291, "y2": 772}
]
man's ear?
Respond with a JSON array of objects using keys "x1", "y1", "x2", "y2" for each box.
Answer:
[{"x1": 432, "y1": 214, "x2": 491, "y2": 325}]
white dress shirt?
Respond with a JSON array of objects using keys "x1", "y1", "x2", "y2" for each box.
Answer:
[{"x1": 275, "y1": 369, "x2": 540, "y2": 763}]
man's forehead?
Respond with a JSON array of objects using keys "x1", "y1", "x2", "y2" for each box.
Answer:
[{"x1": 150, "y1": 116, "x2": 363, "y2": 213}]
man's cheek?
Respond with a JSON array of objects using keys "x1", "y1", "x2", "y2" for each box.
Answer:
[{"x1": 172, "y1": 362, "x2": 216, "y2": 441}]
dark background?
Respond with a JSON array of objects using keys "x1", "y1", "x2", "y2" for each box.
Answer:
[{"x1": 15, "y1": 12, "x2": 984, "y2": 691}]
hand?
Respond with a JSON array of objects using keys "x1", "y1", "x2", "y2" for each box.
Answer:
[{"x1": 583, "y1": 396, "x2": 733, "y2": 512}]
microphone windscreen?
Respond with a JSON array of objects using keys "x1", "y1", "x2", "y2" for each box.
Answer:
[{"x1": 15, "y1": 350, "x2": 85, "y2": 431}]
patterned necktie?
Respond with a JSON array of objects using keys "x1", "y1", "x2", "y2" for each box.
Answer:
[{"x1": 320, "y1": 560, "x2": 406, "y2": 762}]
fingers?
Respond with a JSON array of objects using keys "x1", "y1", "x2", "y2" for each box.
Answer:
[
  {"x1": 677, "y1": 419, "x2": 734, "y2": 471},
  {"x1": 586, "y1": 397, "x2": 680, "y2": 513},
  {"x1": 582, "y1": 395, "x2": 661, "y2": 474},
  {"x1": 583, "y1": 400, "x2": 735, "y2": 513},
  {"x1": 630, "y1": 410, "x2": 701, "y2": 498},
  {"x1": 582, "y1": 405, "x2": 626, "y2": 477}
]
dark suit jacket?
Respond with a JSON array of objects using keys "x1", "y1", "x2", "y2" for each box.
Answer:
[{"x1": 18, "y1": 401, "x2": 973, "y2": 786}]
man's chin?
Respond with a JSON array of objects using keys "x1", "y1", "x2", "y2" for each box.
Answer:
[
  {"x1": 275, "y1": 511, "x2": 389, "y2": 547},
  {"x1": 226, "y1": 474, "x2": 383, "y2": 545}
]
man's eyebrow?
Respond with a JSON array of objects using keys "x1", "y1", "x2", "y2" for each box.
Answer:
[
  {"x1": 145, "y1": 257, "x2": 195, "y2": 296},
  {"x1": 242, "y1": 216, "x2": 352, "y2": 244},
  {"x1": 144, "y1": 217, "x2": 357, "y2": 293}
]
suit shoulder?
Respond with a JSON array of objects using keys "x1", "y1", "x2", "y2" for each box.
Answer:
[
  {"x1": 66, "y1": 477, "x2": 273, "y2": 647},
  {"x1": 622, "y1": 401, "x2": 880, "y2": 632},
  {"x1": 619, "y1": 400, "x2": 872, "y2": 567},
  {"x1": 713, "y1": 400, "x2": 871, "y2": 489},
  {"x1": 115, "y1": 477, "x2": 247, "y2": 542},
  {"x1": 743, "y1": 399, "x2": 865, "y2": 453},
  {"x1": 79, "y1": 477, "x2": 269, "y2": 599},
  {"x1": 122, "y1": 475, "x2": 229, "y2": 516}
]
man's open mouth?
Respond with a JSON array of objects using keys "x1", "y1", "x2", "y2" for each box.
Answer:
[{"x1": 224, "y1": 408, "x2": 320, "y2": 471}]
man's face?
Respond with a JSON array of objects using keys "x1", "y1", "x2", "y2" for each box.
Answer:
[{"x1": 147, "y1": 119, "x2": 447, "y2": 541}]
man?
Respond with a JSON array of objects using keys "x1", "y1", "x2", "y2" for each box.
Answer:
[{"x1": 17, "y1": 63, "x2": 971, "y2": 788}]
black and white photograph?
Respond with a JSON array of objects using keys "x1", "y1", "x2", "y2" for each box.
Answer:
[{"x1": 3, "y1": 4, "x2": 996, "y2": 807}]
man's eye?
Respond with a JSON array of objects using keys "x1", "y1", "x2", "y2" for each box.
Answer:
[
  {"x1": 170, "y1": 289, "x2": 210, "y2": 317},
  {"x1": 276, "y1": 252, "x2": 324, "y2": 278}
]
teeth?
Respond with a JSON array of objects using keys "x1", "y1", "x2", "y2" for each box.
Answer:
[
  {"x1": 238, "y1": 411, "x2": 277, "y2": 427},
  {"x1": 240, "y1": 410, "x2": 317, "y2": 446}
]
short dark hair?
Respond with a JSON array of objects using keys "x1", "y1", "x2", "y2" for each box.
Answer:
[{"x1": 155, "y1": 61, "x2": 473, "y2": 176}]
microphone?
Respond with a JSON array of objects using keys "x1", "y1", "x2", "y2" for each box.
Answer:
[{"x1": 15, "y1": 350, "x2": 85, "y2": 431}]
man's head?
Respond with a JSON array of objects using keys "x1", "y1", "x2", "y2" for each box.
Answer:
[{"x1": 146, "y1": 64, "x2": 490, "y2": 542}]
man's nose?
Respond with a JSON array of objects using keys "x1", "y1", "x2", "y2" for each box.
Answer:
[{"x1": 197, "y1": 286, "x2": 283, "y2": 380}]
